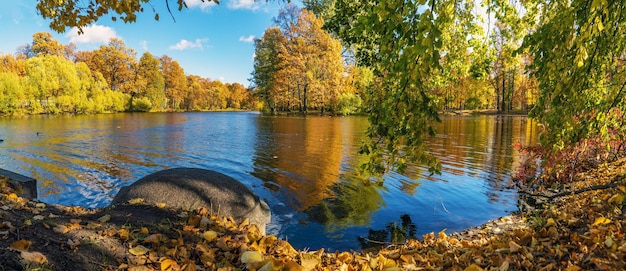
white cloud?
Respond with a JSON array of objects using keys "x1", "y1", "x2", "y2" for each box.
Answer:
[
  {"x1": 228, "y1": 0, "x2": 262, "y2": 10},
  {"x1": 238, "y1": 35, "x2": 255, "y2": 43},
  {"x1": 169, "y1": 38, "x2": 208, "y2": 50},
  {"x1": 140, "y1": 40, "x2": 149, "y2": 50},
  {"x1": 184, "y1": 0, "x2": 217, "y2": 11},
  {"x1": 66, "y1": 24, "x2": 118, "y2": 44}
]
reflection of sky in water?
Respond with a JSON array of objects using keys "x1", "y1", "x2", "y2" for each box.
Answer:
[{"x1": 0, "y1": 113, "x2": 538, "y2": 251}]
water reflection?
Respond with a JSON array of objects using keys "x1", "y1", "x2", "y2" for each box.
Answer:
[
  {"x1": 358, "y1": 214, "x2": 417, "y2": 251},
  {"x1": 0, "y1": 113, "x2": 538, "y2": 251}
]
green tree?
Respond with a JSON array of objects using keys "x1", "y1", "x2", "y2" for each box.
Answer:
[
  {"x1": 0, "y1": 72, "x2": 24, "y2": 114},
  {"x1": 136, "y1": 52, "x2": 166, "y2": 111},
  {"x1": 521, "y1": 0, "x2": 626, "y2": 150},
  {"x1": 251, "y1": 27, "x2": 286, "y2": 114}
]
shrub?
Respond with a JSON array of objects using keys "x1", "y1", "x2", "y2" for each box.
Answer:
[{"x1": 132, "y1": 97, "x2": 152, "y2": 112}]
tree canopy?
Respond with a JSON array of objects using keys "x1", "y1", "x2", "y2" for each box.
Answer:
[{"x1": 0, "y1": 32, "x2": 253, "y2": 115}]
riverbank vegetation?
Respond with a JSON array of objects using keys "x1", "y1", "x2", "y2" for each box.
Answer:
[{"x1": 0, "y1": 32, "x2": 253, "y2": 115}]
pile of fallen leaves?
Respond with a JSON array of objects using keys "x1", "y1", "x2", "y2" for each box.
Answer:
[{"x1": 1, "y1": 158, "x2": 626, "y2": 270}]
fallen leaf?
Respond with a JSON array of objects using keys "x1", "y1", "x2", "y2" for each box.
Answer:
[
  {"x1": 53, "y1": 224, "x2": 69, "y2": 234},
  {"x1": 608, "y1": 193, "x2": 624, "y2": 205},
  {"x1": 464, "y1": 263, "x2": 485, "y2": 271},
  {"x1": 118, "y1": 228, "x2": 130, "y2": 240},
  {"x1": 35, "y1": 203, "x2": 46, "y2": 208},
  {"x1": 20, "y1": 251, "x2": 47, "y2": 265},
  {"x1": 32, "y1": 215, "x2": 44, "y2": 221},
  {"x1": 545, "y1": 218, "x2": 556, "y2": 227},
  {"x1": 563, "y1": 265, "x2": 581, "y2": 271},
  {"x1": 509, "y1": 240, "x2": 522, "y2": 253},
  {"x1": 139, "y1": 227, "x2": 149, "y2": 235},
  {"x1": 128, "y1": 198, "x2": 145, "y2": 204},
  {"x1": 85, "y1": 222, "x2": 102, "y2": 229},
  {"x1": 161, "y1": 258, "x2": 179, "y2": 270},
  {"x1": 128, "y1": 265, "x2": 152, "y2": 271},
  {"x1": 10, "y1": 239, "x2": 32, "y2": 251},
  {"x1": 592, "y1": 217, "x2": 611, "y2": 226},
  {"x1": 143, "y1": 233, "x2": 162, "y2": 244},
  {"x1": 156, "y1": 202, "x2": 166, "y2": 208},
  {"x1": 203, "y1": 230, "x2": 218, "y2": 242},
  {"x1": 241, "y1": 250, "x2": 264, "y2": 264},
  {"x1": 129, "y1": 245, "x2": 150, "y2": 256},
  {"x1": 97, "y1": 214, "x2": 111, "y2": 223}
]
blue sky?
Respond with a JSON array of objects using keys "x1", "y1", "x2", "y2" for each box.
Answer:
[{"x1": 0, "y1": 0, "x2": 289, "y2": 85}]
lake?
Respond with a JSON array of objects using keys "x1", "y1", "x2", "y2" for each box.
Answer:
[{"x1": 0, "y1": 112, "x2": 538, "y2": 251}]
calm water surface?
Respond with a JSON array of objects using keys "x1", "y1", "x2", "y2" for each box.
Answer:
[{"x1": 0, "y1": 112, "x2": 538, "y2": 251}]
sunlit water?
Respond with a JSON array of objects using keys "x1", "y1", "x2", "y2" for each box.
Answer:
[{"x1": 0, "y1": 112, "x2": 538, "y2": 251}]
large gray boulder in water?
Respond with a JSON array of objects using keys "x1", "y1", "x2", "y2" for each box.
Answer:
[{"x1": 111, "y1": 168, "x2": 271, "y2": 234}]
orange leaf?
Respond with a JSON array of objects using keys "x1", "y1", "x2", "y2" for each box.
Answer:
[
  {"x1": 161, "y1": 258, "x2": 179, "y2": 270},
  {"x1": 10, "y1": 239, "x2": 32, "y2": 251},
  {"x1": 464, "y1": 263, "x2": 484, "y2": 271},
  {"x1": 20, "y1": 251, "x2": 47, "y2": 264}
]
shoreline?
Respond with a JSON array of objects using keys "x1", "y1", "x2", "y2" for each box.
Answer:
[{"x1": 1, "y1": 157, "x2": 625, "y2": 270}]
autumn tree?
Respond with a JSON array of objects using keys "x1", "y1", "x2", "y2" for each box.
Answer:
[
  {"x1": 253, "y1": 5, "x2": 345, "y2": 114},
  {"x1": 160, "y1": 55, "x2": 188, "y2": 110},
  {"x1": 135, "y1": 52, "x2": 166, "y2": 111},
  {"x1": 251, "y1": 27, "x2": 286, "y2": 114},
  {"x1": 82, "y1": 38, "x2": 138, "y2": 94},
  {"x1": 19, "y1": 32, "x2": 75, "y2": 60},
  {"x1": 0, "y1": 54, "x2": 26, "y2": 76},
  {"x1": 225, "y1": 83, "x2": 248, "y2": 109}
]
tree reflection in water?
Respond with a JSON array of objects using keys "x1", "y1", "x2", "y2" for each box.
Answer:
[{"x1": 358, "y1": 214, "x2": 417, "y2": 251}]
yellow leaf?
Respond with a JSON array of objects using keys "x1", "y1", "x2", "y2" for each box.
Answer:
[
  {"x1": 608, "y1": 194, "x2": 624, "y2": 205},
  {"x1": 464, "y1": 263, "x2": 485, "y2": 271},
  {"x1": 202, "y1": 230, "x2": 218, "y2": 242},
  {"x1": 545, "y1": 218, "x2": 556, "y2": 227},
  {"x1": 10, "y1": 239, "x2": 32, "y2": 251},
  {"x1": 156, "y1": 202, "x2": 166, "y2": 208},
  {"x1": 97, "y1": 214, "x2": 111, "y2": 223},
  {"x1": 32, "y1": 215, "x2": 45, "y2": 221},
  {"x1": 592, "y1": 217, "x2": 611, "y2": 226},
  {"x1": 7, "y1": 193, "x2": 18, "y2": 201},
  {"x1": 241, "y1": 250, "x2": 264, "y2": 264},
  {"x1": 128, "y1": 198, "x2": 145, "y2": 204},
  {"x1": 20, "y1": 251, "x2": 47, "y2": 264},
  {"x1": 129, "y1": 245, "x2": 150, "y2": 256},
  {"x1": 118, "y1": 228, "x2": 130, "y2": 240},
  {"x1": 139, "y1": 227, "x2": 149, "y2": 235},
  {"x1": 161, "y1": 258, "x2": 179, "y2": 270}
]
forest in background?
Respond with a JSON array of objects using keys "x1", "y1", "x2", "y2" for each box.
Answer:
[
  {"x1": 0, "y1": 32, "x2": 253, "y2": 115},
  {"x1": 250, "y1": 4, "x2": 540, "y2": 116}
]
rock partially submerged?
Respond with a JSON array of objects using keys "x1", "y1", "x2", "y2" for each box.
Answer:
[{"x1": 111, "y1": 168, "x2": 271, "y2": 233}]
